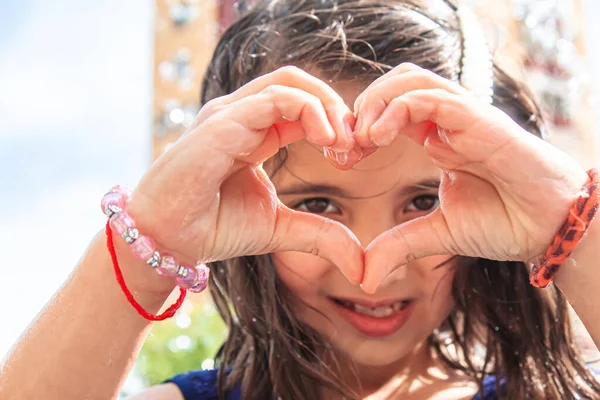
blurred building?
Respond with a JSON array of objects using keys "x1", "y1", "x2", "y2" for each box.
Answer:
[{"x1": 152, "y1": 0, "x2": 598, "y2": 166}]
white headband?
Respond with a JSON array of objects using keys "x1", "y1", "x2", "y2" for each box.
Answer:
[{"x1": 457, "y1": 4, "x2": 494, "y2": 104}]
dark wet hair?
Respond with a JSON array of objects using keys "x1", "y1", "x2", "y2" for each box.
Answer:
[{"x1": 201, "y1": 1, "x2": 600, "y2": 399}]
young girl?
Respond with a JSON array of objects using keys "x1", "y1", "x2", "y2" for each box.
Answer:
[{"x1": 2, "y1": 0, "x2": 600, "y2": 399}]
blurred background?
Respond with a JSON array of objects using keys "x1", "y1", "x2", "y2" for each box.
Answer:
[{"x1": 1, "y1": 0, "x2": 600, "y2": 397}]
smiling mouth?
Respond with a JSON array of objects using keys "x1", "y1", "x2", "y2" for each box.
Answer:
[{"x1": 331, "y1": 298, "x2": 412, "y2": 318}]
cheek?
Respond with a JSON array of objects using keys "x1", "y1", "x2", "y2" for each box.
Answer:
[
  {"x1": 413, "y1": 255, "x2": 457, "y2": 323},
  {"x1": 272, "y1": 251, "x2": 332, "y2": 296}
]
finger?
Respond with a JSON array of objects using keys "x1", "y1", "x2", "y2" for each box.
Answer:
[
  {"x1": 272, "y1": 205, "x2": 364, "y2": 285},
  {"x1": 353, "y1": 62, "x2": 422, "y2": 112},
  {"x1": 203, "y1": 85, "x2": 339, "y2": 161},
  {"x1": 354, "y1": 70, "x2": 468, "y2": 148},
  {"x1": 202, "y1": 66, "x2": 355, "y2": 152},
  {"x1": 368, "y1": 88, "x2": 512, "y2": 158},
  {"x1": 361, "y1": 209, "x2": 453, "y2": 293},
  {"x1": 167, "y1": 85, "x2": 342, "y2": 191}
]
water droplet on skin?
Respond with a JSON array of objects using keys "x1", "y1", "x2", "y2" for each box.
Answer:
[
  {"x1": 252, "y1": 317, "x2": 257, "y2": 322},
  {"x1": 334, "y1": 151, "x2": 348, "y2": 165}
]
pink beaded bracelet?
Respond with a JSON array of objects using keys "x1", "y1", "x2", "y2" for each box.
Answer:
[{"x1": 101, "y1": 185, "x2": 210, "y2": 294}]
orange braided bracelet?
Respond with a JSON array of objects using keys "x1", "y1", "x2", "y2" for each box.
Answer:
[{"x1": 530, "y1": 168, "x2": 600, "y2": 288}]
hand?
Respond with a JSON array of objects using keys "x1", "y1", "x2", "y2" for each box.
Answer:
[
  {"x1": 128, "y1": 67, "x2": 364, "y2": 284},
  {"x1": 352, "y1": 63, "x2": 589, "y2": 293}
]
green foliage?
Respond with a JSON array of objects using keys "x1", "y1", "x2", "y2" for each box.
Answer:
[{"x1": 134, "y1": 298, "x2": 227, "y2": 386}]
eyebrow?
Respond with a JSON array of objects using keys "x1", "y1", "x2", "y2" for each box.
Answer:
[{"x1": 277, "y1": 179, "x2": 440, "y2": 198}]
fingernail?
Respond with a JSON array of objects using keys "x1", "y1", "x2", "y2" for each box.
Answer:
[
  {"x1": 323, "y1": 147, "x2": 349, "y2": 166},
  {"x1": 370, "y1": 128, "x2": 394, "y2": 147},
  {"x1": 323, "y1": 146, "x2": 334, "y2": 159},
  {"x1": 437, "y1": 125, "x2": 451, "y2": 143},
  {"x1": 360, "y1": 283, "x2": 378, "y2": 294},
  {"x1": 351, "y1": 147, "x2": 363, "y2": 163},
  {"x1": 334, "y1": 151, "x2": 348, "y2": 165},
  {"x1": 345, "y1": 119, "x2": 354, "y2": 139},
  {"x1": 371, "y1": 135, "x2": 385, "y2": 147}
]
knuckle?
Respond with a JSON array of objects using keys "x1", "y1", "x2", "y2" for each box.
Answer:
[
  {"x1": 395, "y1": 62, "x2": 422, "y2": 73},
  {"x1": 203, "y1": 97, "x2": 226, "y2": 113},
  {"x1": 388, "y1": 96, "x2": 406, "y2": 108},
  {"x1": 304, "y1": 94, "x2": 321, "y2": 109},
  {"x1": 360, "y1": 91, "x2": 382, "y2": 109},
  {"x1": 431, "y1": 87, "x2": 450, "y2": 97},
  {"x1": 361, "y1": 91, "x2": 374, "y2": 105},
  {"x1": 262, "y1": 84, "x2": 285, "y2": 96},
  {"x1": 390, "y1": 227, "x2": 416, "y2": 263},
  {"x1": 273, "y1": 65, "x2": 305, "y2": 82},
  {"x1": 404, "y1": 69, "x2": 437, "y2": 84},
  {"x1": 196, "y1": 98, "x2": 227, "y2": 125},
  {"x1": 312, "y1": 217, "x2": 334, "y2": 256},
  {"x1": 390, "y1": 226, "x2": 408, "y2": 246}
]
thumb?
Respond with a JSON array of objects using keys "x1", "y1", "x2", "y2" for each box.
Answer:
[
  {"x1": 272, "y1": 205, "x2": 364, "y2": 285},
  {"x1": 361, "y1": 209, "x2": 453, "y2": 293}
]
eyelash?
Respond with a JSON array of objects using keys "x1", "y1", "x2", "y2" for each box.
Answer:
[
  {"x1": 293, "y1": 198, "x2": 341, "y2": 214},
  {"x1": 405, "y1": 195, "x2": 440, "y2": 212},
  {"x1": 292, "y1": 195, "x2": 440, "y2": 215}
]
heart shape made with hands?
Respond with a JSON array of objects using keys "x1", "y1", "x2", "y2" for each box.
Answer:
[
  {"x1": 264, "y1": 63, "x2": 588, "y2": 295},
  {"x1": 136, "y1": 63, "x2": 587, "y2": 296}
]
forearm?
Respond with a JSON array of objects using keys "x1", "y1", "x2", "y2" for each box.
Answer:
[
  {"x1": 555, "y1": 215, "x2": 600, "y2": 348},
  {"x1": 0, "y1": 229, "x2": 176, "y2": 399}
]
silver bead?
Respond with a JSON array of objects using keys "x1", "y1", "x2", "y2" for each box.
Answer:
[
  {"x1": 176, "y1": 265, "x2": 188, "y2": 278},
  {"x1": 146, "y1": 251, "x2": 161, "y2": 268},
  {"x1": 189, "y1": 282, "x2": 207, "y2": 293},
  {"x1": 104, "y1": 204, "x2": 122, "y2": 218},
  {"x1": 122, "y1": 228, "x2": 139, "y2": 244}
]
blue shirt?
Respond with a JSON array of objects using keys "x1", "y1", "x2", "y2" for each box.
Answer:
[{"x1": 166, "y1": 369, "x2": 500, "y2": 399}]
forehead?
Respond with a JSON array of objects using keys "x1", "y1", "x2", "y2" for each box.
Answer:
[
  {"x1": 271, "y1": 138, "x2": 440, "y2": 197},
  {"x1": 269, "y1": 80, "x2": 441, "y2": 195},
  {"x1": 332, "y1": 80, "x2": 368, "y2": 110}
]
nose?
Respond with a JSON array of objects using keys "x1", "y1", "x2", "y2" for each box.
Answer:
[{"x1": 350, "y1": 210, "x2": 398, "y2": 250}]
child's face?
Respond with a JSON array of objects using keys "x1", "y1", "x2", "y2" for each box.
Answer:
[{"x1": 269, "y1": 83, "x2": 457, "y2": 367}]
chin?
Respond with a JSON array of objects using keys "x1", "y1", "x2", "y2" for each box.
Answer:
[
  {"x1": 331, "y1": 330, "x2": 427, "y2": 367},
  {"x1": 348, "y1": 344, "x2": 416, "y2": 367}
]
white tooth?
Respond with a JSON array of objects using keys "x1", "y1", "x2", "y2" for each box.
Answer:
[{"x1": 353, "y1": 303, "x2": 396, "y2": 318}]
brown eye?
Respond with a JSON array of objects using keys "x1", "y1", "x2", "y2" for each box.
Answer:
[
  {"x1": 295, "y1": 198, "x2": 339, "y2": 214},
  {"x1": 406, "y1": 195, "x2": 439, "y2": 212}
]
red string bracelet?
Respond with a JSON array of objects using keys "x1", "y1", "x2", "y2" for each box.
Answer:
[
  {"x1": 530, "y1": 168, "x2": 600, "y2": 288},
  {"x1": 106, "y1": 220, "x2": 187, "y2": 321}
]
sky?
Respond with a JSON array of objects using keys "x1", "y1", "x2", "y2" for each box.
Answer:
[{"x1": 0, "y1": 0, "x2": 153, "y2": 362}]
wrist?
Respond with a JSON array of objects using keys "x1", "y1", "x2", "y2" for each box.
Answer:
[
  {"x1": 554, "y1": 210, "x2": 600, "y2": 289},
  {"x1": 91, "y1": 229, "x2": 177, "y2": 301},
  {"x1": 100, "y1": 185, "x2": 209, "y2": 300}
]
